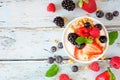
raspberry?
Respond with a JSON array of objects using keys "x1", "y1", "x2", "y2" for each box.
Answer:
[
  {"x1": 89, "y1": 27, "x2": 100, "y2": 38},
  {"x1": 110, "y1": 56, "x2": 120, "y2": 69},
  {"x1": 47, "y1": 3, "x2": 56, "y2": 12},
  {"x1": 59, "y1": 74, "x2": 70, "y2": 80},
  {"x1": 89, "y1": 62, "x2": 100, "y2": 72},
  {"x1": 75, "y1": 27, "x2": 89, "y2": 37}
]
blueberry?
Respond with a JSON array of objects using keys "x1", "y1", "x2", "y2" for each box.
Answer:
[
  {"x1": 55, "y1": 55, "x2": 63, "y2": 63},
  {"x1": 76, "y1": 43, "x2": 85, "y2": 49},
  {"x1": 51, "y1": 46, "x2": 57, "y2": 52},
  {"x1": 113, "y1": 11, "x2": 119, "y2": 17},
  {"x1": 94, "y1": 24, "x2": 102, "y2": 30},
  {"x1": 96, "y1": 10, "x2": 104, "y2": 18},
  {"x1": 84, "y1": 22, "x2": 90, "y2": 28},
  {"x1": 57, "y1": 42, "x2": 63, "y2": 49},
  {"x1": 99, "y1": 36, "x2": 107, "y2": 43},
  {"x1": 48, "y1": 57, "x2": 54, "y2": 64},
  {"x1": 105, "y1": 12, "x2": 113, "y2": 20},
  {"x1": 72, "y1": 65, "x2": 79, "y2": 72}
]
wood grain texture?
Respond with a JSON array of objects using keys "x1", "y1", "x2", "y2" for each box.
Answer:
[{"x1": 0, "y1": 0, "x2": 119, "y2": 27}]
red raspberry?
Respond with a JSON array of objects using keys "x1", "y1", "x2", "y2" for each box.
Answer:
[
  {"x1": 89, "y1": 62, "x2": 100, "y2": 72},
  {"x1": 110, "y1": 56, "x2": 120, "y2": 69},
  {"x1": 75, "y1": 27, "x2": 89, "y2": 37},
  {"x1": 89, "y1": 27, "x2": 100, "y2": 38},
  {"x1": 47, "y1": 3, "x2": 56, "y2": 13},
  {"x1": 59, "y1": 74, "x2": 70, "y2": 80}
]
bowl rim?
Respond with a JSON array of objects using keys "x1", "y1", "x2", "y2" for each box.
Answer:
[{"x1": 62, "y1": 16, "x2": 109, "y2": 64}]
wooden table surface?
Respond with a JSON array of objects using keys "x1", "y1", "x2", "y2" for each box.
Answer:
[{"x1": 0, "y1": 0, "x2": 120, "y2": 80}]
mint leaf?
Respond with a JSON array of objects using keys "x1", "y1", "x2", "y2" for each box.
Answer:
[
  {"x1": 45, "y1": 64, "x2": 59, "y2": 77},
  {"x1": 109, "y1": 31, "x2": 118, "y2": 45},
  {"x1": 75, "y1": 37, "x2": 93, "y2": 44},
  {"x1": 107, "y1": 67, "x2": 116, "y2": 80},
  {"x1": 75, "y1": 37, "x2": 85, "y2": 45},
  {"x1": 85, "y1": 39, "x2": 93, "y2": 44}
]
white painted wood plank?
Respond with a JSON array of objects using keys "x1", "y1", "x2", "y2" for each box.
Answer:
[
  {"x1": 0, "y1": 0, "x2": 119, "y2": 27},
  {"x1": 0, "y1": 61, "x2": 119, "y2": 80},
  {"x1": 0, "y1": 29, "x2": 119, "y2": 59}
]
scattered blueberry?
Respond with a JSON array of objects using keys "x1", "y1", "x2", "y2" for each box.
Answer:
[
  {"x1": 72, "y1": 65, "x2": 79, "y2": 72},
  {"x1": 55, "y1": 55, "x2": 63, "y2": 63},
  {"x1": 84, "y1": 22, "x2": 91, "y2": 28},
  {"x1": 57, "y1": 42, "x2": 63, "y2": 49},
  {"x1": 105, "y1": 12, "x2": 113, "y2": 20},
  {"x1": 99, "y1": 36, "x2": 107, "y2": 43},
  {"x1": 94, "y1": 24, "x2": 102, "y2": 30},
  {"x1": 76, "y1": 43, "x2": 85, "y2": 49},
  {"x1": 96, "y1": 10, "x2": 104, "y2": 18},
  {"x1": 113, "y1": 11, "x2": 119, "y2": 17},
  {"x1": 48, "y1": 57, "x2": 54, "y2": 64},
  {"x1": 51, "y1": 46, "x2": 57, "y2": 52}
]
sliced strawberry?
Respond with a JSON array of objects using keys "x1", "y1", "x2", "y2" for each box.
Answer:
[
  {"x1": 75, "y1": 27, "x2": 89, "y2": 37},
  {"x1": 47, "y1": 3, "x2": 56, "y2": 13},
  {"x1": 82, "y1": 0, "x2": 97, "y2": 13},
  {"x1": 74, "y1": 42, "x2": 103, "y2": 60}
]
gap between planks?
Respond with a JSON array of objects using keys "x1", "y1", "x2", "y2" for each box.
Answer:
[{"x1": 0, "y1": 26, "x2": 119, "y2": 32}]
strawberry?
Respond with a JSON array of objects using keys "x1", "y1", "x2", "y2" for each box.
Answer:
[
  {"x1": 95, "y1": 67, "x2": 116, "y2": 80},
  {"x1": 75, "y1": 27, "x2": 89, "y2": 37},
  {"x1": 89, "y1": 62, "x2": 100, "y2": 72},
  {"x1": 74, "y1": 42, "x2": 103, "y2": 60},
  {"x1": 110, "y1": 56, "x2": 120, "y2": 69},
  {"x1": 78, "y1": 0, "x2": 97, "y2": 13},
  {"x1": 89, "y1": 27, "x2": 100, "y2": 38},
  {"x1": 59, "y1": 74, "x2": 70, "y2": 80},
  {"x1": 47, "y1": 3, "x2": 56, "y2": 13}
]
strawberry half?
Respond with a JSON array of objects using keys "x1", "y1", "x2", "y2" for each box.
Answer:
[
  {"x1": 47, "y1": 3, "x2": 56, "y2": 13},
  {"x1": 79, "y1": 0, "x2": 97, "y2": 13},
  {"x1": 74, "y1": 42, "x2": 103, "y2": 60}
]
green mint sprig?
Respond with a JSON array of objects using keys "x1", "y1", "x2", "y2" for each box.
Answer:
[
  {"x1": 78, "y1": 0, "x2": 89, "y2": 7},
  {"x1": 75, "y1": 37, "x2": 93, "y2": 45},
  {"x1": 45, "y1": 64, "x2": 59, "y2": 77},
  {"x1": 109, "y1": 31, "x2": 118, "y2": 45}
]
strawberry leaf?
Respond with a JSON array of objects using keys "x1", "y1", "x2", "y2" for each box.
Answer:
[
  {"x1": 45, "y1": 64, "x2": 59, "y2": 77},
  {"x1": 83, "y1": 0, "x2": 89, "y2": 3},
  {"x1": 78, "y1": 0, "x2": 84, "y2": 7},
  {"x1": 107, "y1": 67, "x2": 116, "y2": 80},
  {"x1": 109, "y1": 31, "x2": 118, "y2": 45}
]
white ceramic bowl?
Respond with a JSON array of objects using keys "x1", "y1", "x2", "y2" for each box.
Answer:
[{"x1": 62, "y1": 16, "x2": 109, "y2": 64}]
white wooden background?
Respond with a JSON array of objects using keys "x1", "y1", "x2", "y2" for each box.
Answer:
[{"x1": 0, "y1": 0, "x2": 120, "y2": 80}]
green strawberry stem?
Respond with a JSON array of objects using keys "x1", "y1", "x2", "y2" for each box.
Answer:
[
  {"x1": 79, "y1": 0, "x2": 89, "y2": 7},
  {"x1": 107, "y1": 67, "x2": 116, "y2": 80}
]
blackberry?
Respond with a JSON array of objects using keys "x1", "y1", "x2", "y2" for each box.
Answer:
[
  {"x1": 68, "y1": 33, "x2": 78, "y2": 45},
  {"x1": 53, "y1": 17, "x2": 64, "y2": 27},
  {"x1": 62, "y1": 0, "x2": 75, "y2": 11}
]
